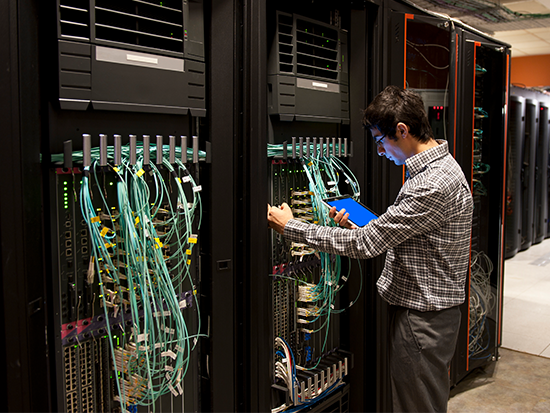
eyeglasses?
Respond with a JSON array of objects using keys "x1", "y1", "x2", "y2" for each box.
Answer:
[{"x1": 374, "y1": 133, "x2": 386, "y2": 148}]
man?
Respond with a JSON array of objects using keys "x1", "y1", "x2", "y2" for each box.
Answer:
[{"x1": 268, "y1": 85, "x2": 473, "y2": 412}]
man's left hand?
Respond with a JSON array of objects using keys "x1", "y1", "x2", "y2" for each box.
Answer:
[{"x1": 267, "y1": 203, "x2": 294, "y2": 234}]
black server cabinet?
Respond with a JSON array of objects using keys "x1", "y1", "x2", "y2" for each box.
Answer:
[
  {"x1": 521, "y1": 99, "x2": 538, "y2": 251},
  {"x1": 507, "y1": 86, "x2": 550, "y2": 243},
  {"x1": 265, "y1": 3, "x2": 364, "y2": 412},
  {"x1": 385, "y1": 0, "x2": 510, "y2": 387},
  {"x1": 211, "y1": 1, "x2": 389, "y2": 412},
  {"x1": 44, "y1": 2, "x2": 208, "y2": 413},
  {"x1": 534, "y1": 102, "x2": 549, "y2": 244},
  {"x1": 505, "y1": 96, "x2": 525, "y2": 259},
  {"x1": 454, "y1": 33, "x2": 510, "y2": 385}
]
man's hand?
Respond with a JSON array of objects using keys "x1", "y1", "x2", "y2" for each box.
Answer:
[
  {"x1": 267, "y1": 203, "x2": 294, "y2": 234},
  {"x1": 328, "y1": 206, "x2": 357, "y2": 229}
]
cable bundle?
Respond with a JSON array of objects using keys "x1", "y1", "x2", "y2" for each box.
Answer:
[
  {"x1": 79, "y1": 149, "x2": 203, "y2": 410},
  {"x1": 269, "y1": 142, "x2": 361, "y2": 412},
  {"x1": 469, "y1": 250, "x2": 496, "y2": 359}
]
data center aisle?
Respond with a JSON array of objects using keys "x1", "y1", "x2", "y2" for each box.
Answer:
[{"x1": 502, "y1": 237, "x2": 550, "y2": 358}]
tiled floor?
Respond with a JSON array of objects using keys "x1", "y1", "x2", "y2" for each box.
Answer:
[
  {"x1": 448, "y1": 347, "x2": 550, "y2": 412},
  {"x1": 502, "y1": 237, "x2": 550, "y2": 358}
]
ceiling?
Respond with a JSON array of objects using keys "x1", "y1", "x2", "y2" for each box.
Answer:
[{"x1": 409, "y1": 0, "x2": 550, "y2": 56}]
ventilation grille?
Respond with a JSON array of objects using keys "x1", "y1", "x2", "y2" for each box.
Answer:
[
  {"x1": 278, "y1": 14, "x2": 294, "y2": 74},
  {"x1": 59, "y1": 0, "x2": 91, "y2": 40},
  {"x1": 94, "y1": 0, "x2": 184, "y2": 54},
  {"x1": 295, "y1": 19, "x2": 338, "y2": 81}
]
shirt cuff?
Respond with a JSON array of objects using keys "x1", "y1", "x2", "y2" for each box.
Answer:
[{"x1": 284, "y1": 219, "x2": 310, "y2": 244}]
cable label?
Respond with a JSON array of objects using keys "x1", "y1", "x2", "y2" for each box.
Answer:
[{"x1": 161, "y1": 350, "x2": 177, "y2": 360}]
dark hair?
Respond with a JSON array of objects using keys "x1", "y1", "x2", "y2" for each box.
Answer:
[{"x1": 362, "y1": 85, "x2": 433, "y2": 143}]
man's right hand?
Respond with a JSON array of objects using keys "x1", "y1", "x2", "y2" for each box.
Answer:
[{"x1": 329, "y1": 206, "x2": 357, "y2": 229}]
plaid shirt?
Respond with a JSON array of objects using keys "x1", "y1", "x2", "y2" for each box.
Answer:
[{"x1": 284, "y1": 140, "x2": 473, "y2": 311}]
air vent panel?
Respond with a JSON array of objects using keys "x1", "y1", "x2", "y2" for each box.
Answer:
[
  {"x1": 295, "y1": 19, "x2": 338, "y2": 81},
  {"x1": 59, "y1": 1, "x2": 90, "y2": 40},
  {"x1": 278, "y1": 14, "x2": 294, "y2": 74},
  {"x1": 94, "y1": 0, "x2": 184, "y2": 54}
]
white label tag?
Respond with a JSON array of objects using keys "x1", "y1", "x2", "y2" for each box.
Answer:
[
  {"x1": 312, "y1": 81, "x2": 328, "y2": 88},
  {"x1": 168, "y1": 383, "x2": 178, "y2": 397},
  {"x1": 127, "y1": 54, "x2": 158, "y2": 65},
  {"x1": 162, "y1": 350, "x2": 177, "y2": 360}
]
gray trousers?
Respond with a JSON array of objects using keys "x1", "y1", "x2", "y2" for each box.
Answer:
[{"x1": 389, "y1": 305, "x2": 461, "y2": 413}]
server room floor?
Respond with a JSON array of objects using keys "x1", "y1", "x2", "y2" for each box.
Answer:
[{"x1": 448, "y1": 237, "x2": 550, "y2": 412}]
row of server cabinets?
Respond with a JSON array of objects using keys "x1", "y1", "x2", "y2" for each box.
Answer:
[
  {"x1": 0, "y1": 0, "x2": 510, "y2": 412},
  {"x1": 506, "y1": 86, "x2": 550, "y2": 259}
]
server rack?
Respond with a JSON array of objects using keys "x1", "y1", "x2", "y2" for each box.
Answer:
[
  {"x1": 453, "y1": 31, "x2": 510, "y2": 385},
  {"x1": 505, "y1": 95, "x2": 525, "y2": 259},
  {"x1": 534, "y1": 101, "x2": 549, "y2": 244},
  {"x1": 521, "y1": 99, "x2": 539, "y2": 251},
  {"x1": 264, "y1": 3, "x2": 370, "y2": 412},
  {"x1": 216, "y1": 1, "x2": 393, "y2": 412},
  {"x1": 383, "y1": 0, "x2": 510, "y2": 388},
  {"x1": 509, "y1": 86, "x2": 550, "y2": 244},
  {"x1": 42, "y1": 2, "x2": 209, "y2": 412},
  {"x1": 506, "y1": 86, "x2": 550, "y2": 245}
]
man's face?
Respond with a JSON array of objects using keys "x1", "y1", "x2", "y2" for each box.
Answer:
[{"x1": 370, "y1": 127, "x2": 407, "y2": 166}]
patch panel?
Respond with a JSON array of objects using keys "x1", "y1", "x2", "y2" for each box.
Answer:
[
  {"x1": 52, "y1": 133, "x2": 204, "y2": 412},
  {"x1": 268, "y1": 143, "x2": 355, "y2": 411}
]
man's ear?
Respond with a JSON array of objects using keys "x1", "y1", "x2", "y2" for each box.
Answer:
[{"x1": 396, "y1": 122, "x2": 409, "y2": 139}]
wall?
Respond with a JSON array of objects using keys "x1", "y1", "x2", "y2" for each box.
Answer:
[{"x1": 511, "y1": 54, "x2": 550, "y2": 87}]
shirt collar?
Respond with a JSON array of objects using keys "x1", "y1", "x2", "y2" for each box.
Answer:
[{"x1": 405, "y1": 140, "x2": 449, "y2": 179}]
